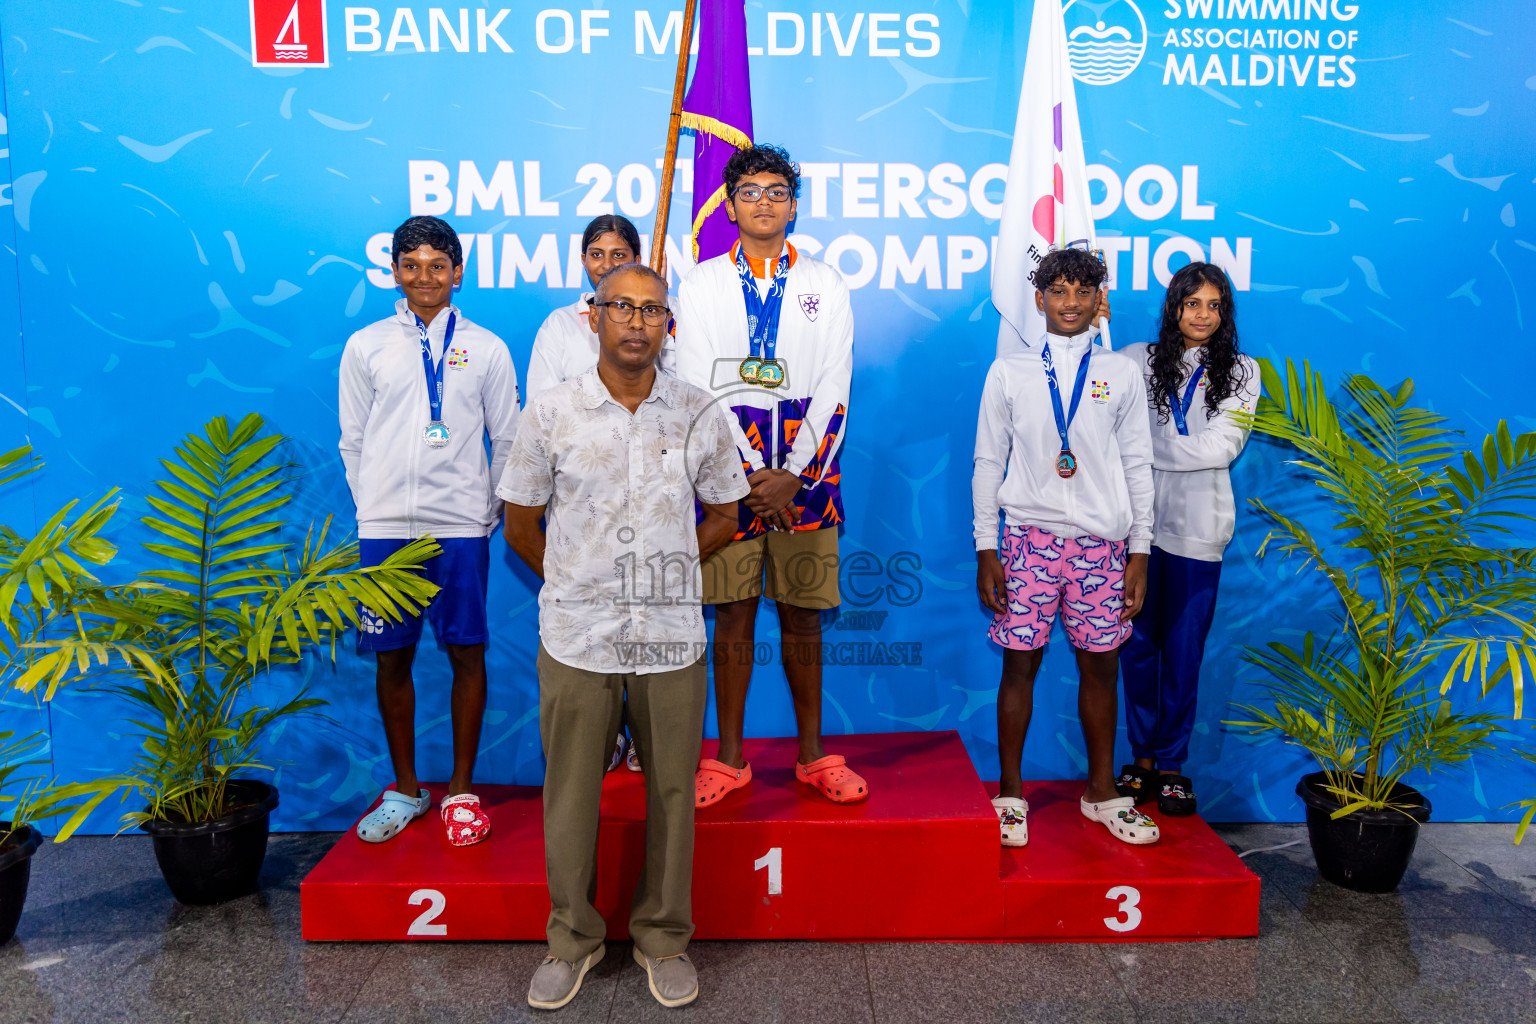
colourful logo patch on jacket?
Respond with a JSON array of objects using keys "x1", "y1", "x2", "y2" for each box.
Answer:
[
  {"x1": 1090, "y1": 380, "x2": 1111, "y2": 402},
  {"x1": 446, "y1": 347, "x2": 470, "y2": 369}
]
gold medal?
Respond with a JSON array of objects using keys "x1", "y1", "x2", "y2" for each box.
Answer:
[
  {"x1": 738, "y1": 357, "x2": 762, "y2": 384},
  {"x1": 756, "y1": 358, "x2": 784, "y2": 389}
]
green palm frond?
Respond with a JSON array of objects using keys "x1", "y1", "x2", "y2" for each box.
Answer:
[
  {"x1": 0, "y1": 446, "x2": 40, "y2": 489},
  {"x1": 1230, "y1": 359, "x2": 1536, "y2": 814},
  {"x1": 1510, "y1": 747, "x2": 1536, "y2": 845},
  {"x1": 0, "y1": 730, "x2": 131, "y2": 842}
]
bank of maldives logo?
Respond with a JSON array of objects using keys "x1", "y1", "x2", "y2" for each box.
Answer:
[
  {"x1": 250, "y1": 0, "x2": 330, "y2": 67},
  {"x1": 1062, "y1": 0, "x2": 1147, "y2": 86}
]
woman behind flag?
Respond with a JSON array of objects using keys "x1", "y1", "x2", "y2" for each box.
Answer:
[{"x1": 1117, "y1": 262, "x2": 1261, "y2": 817}]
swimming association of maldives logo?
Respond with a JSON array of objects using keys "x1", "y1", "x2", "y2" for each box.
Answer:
[
  {"x1": 250, "y1": 0, "x2": 330, "y2": 68},
  {"x1": 1062, "y1": 0, "x2": 1147, "y2": 86}
]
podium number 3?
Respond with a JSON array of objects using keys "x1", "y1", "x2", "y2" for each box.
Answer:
[
  {"x1": 1103, "y1": 885, "x2": 1142, "y2": 932},
  {"x1": 408, "y1": 888, "x2": 447, "y2": 936},
  {"x1": 754, "y1": 847, "x2": 783, "y2": 895}
]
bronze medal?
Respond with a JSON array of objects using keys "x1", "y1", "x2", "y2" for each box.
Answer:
[{"x1": 1056, "y1": 449, "x2": 1077, "y2": 479}]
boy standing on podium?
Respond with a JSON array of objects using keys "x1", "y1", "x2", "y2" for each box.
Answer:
[
  {"x1": 339, "y1": 215, "x2": 519, "y2": 850},
  {"x1": 672, "y1": 144, "x2": 861, "y2": 807},
  {"x1": 972, "y1": 248, "x2": 1158, "y2": 849}
]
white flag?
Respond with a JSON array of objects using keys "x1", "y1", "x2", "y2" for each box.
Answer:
[{"x1": 992, "y1": 0, "x2": 1104, "y2": 359}]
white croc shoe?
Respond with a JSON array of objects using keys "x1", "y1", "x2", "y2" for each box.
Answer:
[
  {"x1": 356, "y1": 787, "x2": 431, "y2": 844},
  {"x1": 992, "y1": 795, "x2": 1029, "y2": 847},
  {"x1": 1081, "y1": 795, "x2": 1160, "y2": 845}
]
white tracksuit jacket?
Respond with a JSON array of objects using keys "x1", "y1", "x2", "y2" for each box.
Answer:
[
  {"x1": 672, "y1": 245, "x2": 853, "y2": 537},
  {"x1": 524, "y1": 295, "x2": 597, "y2": 401},
  {"x1": 973, "y1": 329, "x2": 1155, "y2": 553},
  {"x1": 338, "y1": 299, "x2": 520, "y2": 539},
  {"x1": 1130, "y1": 343, "x2": 1261, "y2": 562}
]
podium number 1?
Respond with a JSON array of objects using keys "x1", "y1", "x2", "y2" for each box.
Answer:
[
  {"x1": 1103, "y1": 885, "x2": 1142, "y2": 933},
  {"x1": 753, "y1": 847, "x2": 783, "y2": 895},
  {"x1": 408, "y1": 888, "x2": 448, "y2": 936}
]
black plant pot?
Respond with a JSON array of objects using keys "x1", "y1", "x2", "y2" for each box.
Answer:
[
  {"x1": 0, "y1": 822, "x2": 43, "y2": 945},
  {"x1": 1296, "y1": 772, "x2": 1431, "y2": 894},
  {"x1": 140, "y1": 780, "x2": 280, "y2": 906}
]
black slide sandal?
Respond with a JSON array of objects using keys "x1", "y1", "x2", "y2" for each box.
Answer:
[
  {"x1": 1114, "y1": 764, "x2": 1157, "y2": 804},
  {"x1": 1158, "y1": 774, "x2": 1198, "y2": 817}
]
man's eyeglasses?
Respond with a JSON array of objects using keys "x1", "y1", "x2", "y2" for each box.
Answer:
[
  {"x1": 593, "y1": 300, "x2": 672, "y2": 326},
  {"x1": 732, "y1": 185, "x2": 793, "y2": 203}
]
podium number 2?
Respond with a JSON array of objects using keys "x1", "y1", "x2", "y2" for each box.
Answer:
[
  {"x1": 754, "y1": 847, "x2": 783, "y2": 895},
  {"x1": 1103, "y1": 885, "x2": 1142, "y2": 932},
  {"x1": 408, "y1": 888, "x2": 447, "y2": 936}
]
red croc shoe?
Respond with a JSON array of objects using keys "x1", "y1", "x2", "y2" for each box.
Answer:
[
  {"x1": 795, "y1": 754, "x2": 869, "y2": 804},
  {"x1": 694, "y1": 759, "x2": 751, "y2": 809},
  {"x1": 441, "y1": 793, "x2": 491, "y2": 846}
]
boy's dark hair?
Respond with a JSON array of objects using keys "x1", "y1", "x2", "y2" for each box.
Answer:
[
  {"x1": 1031, "y1": 247, "x2": 1105, "y2": 291},
  {"x1": 595, "y1": 262, "x2": 667, "y2": 302},
  {"x1": 722, "y1": 144, "x2": 800, "y2": 198},
  {"x1": 392, "y1": 215, "x2": 462, "y2": 267},
  {"x1": 581, "y1": 214, "x2": 642, "y2": 257}
]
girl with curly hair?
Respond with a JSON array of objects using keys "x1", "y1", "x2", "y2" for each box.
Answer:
[{"x1": 1115, "y1": 262, "x2": 1260, "y2": 818}]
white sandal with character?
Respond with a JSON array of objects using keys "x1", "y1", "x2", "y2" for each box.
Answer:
[
  {"x1": 1081, "y1": 795, "x2": 1160, "y2": 845},
  {"x1": 992, "y1": 795, "x2": 1029, "y2": 847}
]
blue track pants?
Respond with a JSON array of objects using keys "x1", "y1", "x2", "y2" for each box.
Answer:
[{"x1": 1120, "y1": 546, "x2": 1222, "y2": 772}]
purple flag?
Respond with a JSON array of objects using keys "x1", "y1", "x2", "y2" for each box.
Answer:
[{"x1": 681, "y1": 0, "x2": 754, "y2": 263}]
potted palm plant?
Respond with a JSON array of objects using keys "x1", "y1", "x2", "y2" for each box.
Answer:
[
  {"x1": 1230, "y1": 360, "x2": 1536, "y2": 893},
  {"x1": 1, "y1": 443, "x2": 128, "y2": 942},
  {"x1": 22, "y1": 414, "x2": 441, "y2": 905},
  {"x1": 0, "y1": 730, "x2": 123, "y2": 944}
]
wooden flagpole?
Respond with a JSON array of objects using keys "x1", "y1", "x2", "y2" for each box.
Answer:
[{"x1": 649, "y1": 0, "x2": 699, "y2": 272}]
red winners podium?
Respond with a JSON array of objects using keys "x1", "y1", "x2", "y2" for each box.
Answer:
[{"x1": 301, "y1": 731, "x2": 1258, "y2": 942}]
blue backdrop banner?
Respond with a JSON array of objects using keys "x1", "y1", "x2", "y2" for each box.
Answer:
[{"x1": 1, "y1": 1, "x2": 1532, "y2": 830}]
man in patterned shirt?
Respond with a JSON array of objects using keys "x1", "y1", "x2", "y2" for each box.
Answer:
[{"x1": 499, "y1": 263, "x2": 748, "y2": 1011}]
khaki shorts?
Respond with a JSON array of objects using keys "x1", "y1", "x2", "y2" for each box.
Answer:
[{"x1": 702, "y1": 529, "x2": 840, "y2": 609}]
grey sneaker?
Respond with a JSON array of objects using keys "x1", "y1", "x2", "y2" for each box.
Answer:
[
  {"x1": 527, "y1": 944, "x2": 604, "y2": 1010},
  {"x1": 631, "y1": 945, "x2": 698, "y2": 1007}
]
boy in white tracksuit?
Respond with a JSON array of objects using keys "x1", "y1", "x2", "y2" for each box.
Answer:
[
  {"x1": 1116, "y1": 262, "x2": 1260, "y2": 818},
  {"x1": 672, "y1": 144, "x2": 863, "y2": 808},
  {"x1": 338, "y1": 215, "x2": 520, "y2": 848},
  {"x1": 973, "y1": 247, "x2": 1158, "y2": 848}
]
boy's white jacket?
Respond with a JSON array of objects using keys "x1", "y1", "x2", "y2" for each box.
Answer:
[
  {"x1": 972, "y1": 330, "x2": 1154, "y2": 552},
  {"x1": 672, "y1": 249, "x2": 853, "y2": 480},
  {"x1": 339, "y1": 299, "x2": 521, "y2": 539},
  {"x1": 1130, "y1": 343, "x2": 1261, "y2": 562}
]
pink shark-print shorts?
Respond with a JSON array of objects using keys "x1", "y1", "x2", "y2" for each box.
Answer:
[{"x1": 987, "y1": 526, "x2": 1131, "y2": 653}]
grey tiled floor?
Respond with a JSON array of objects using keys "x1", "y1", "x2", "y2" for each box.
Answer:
[{"x1": 2, "y1": 823, "x2": 1533, "y2": 1023}]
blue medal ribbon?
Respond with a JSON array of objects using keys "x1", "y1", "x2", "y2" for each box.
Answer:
[
  {"x1": 1169, "y1": 364, "x2": 1205, "y2": 436},
  {"x1": 735, "y1": 244, "x2": 791, "y2": 376},
  {"x1": 1042, "y1": 338, "x2": 1092, "y2": 476},
  {"x1": 416, "y1": 311, "x2": 455, "y2": 422}
]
